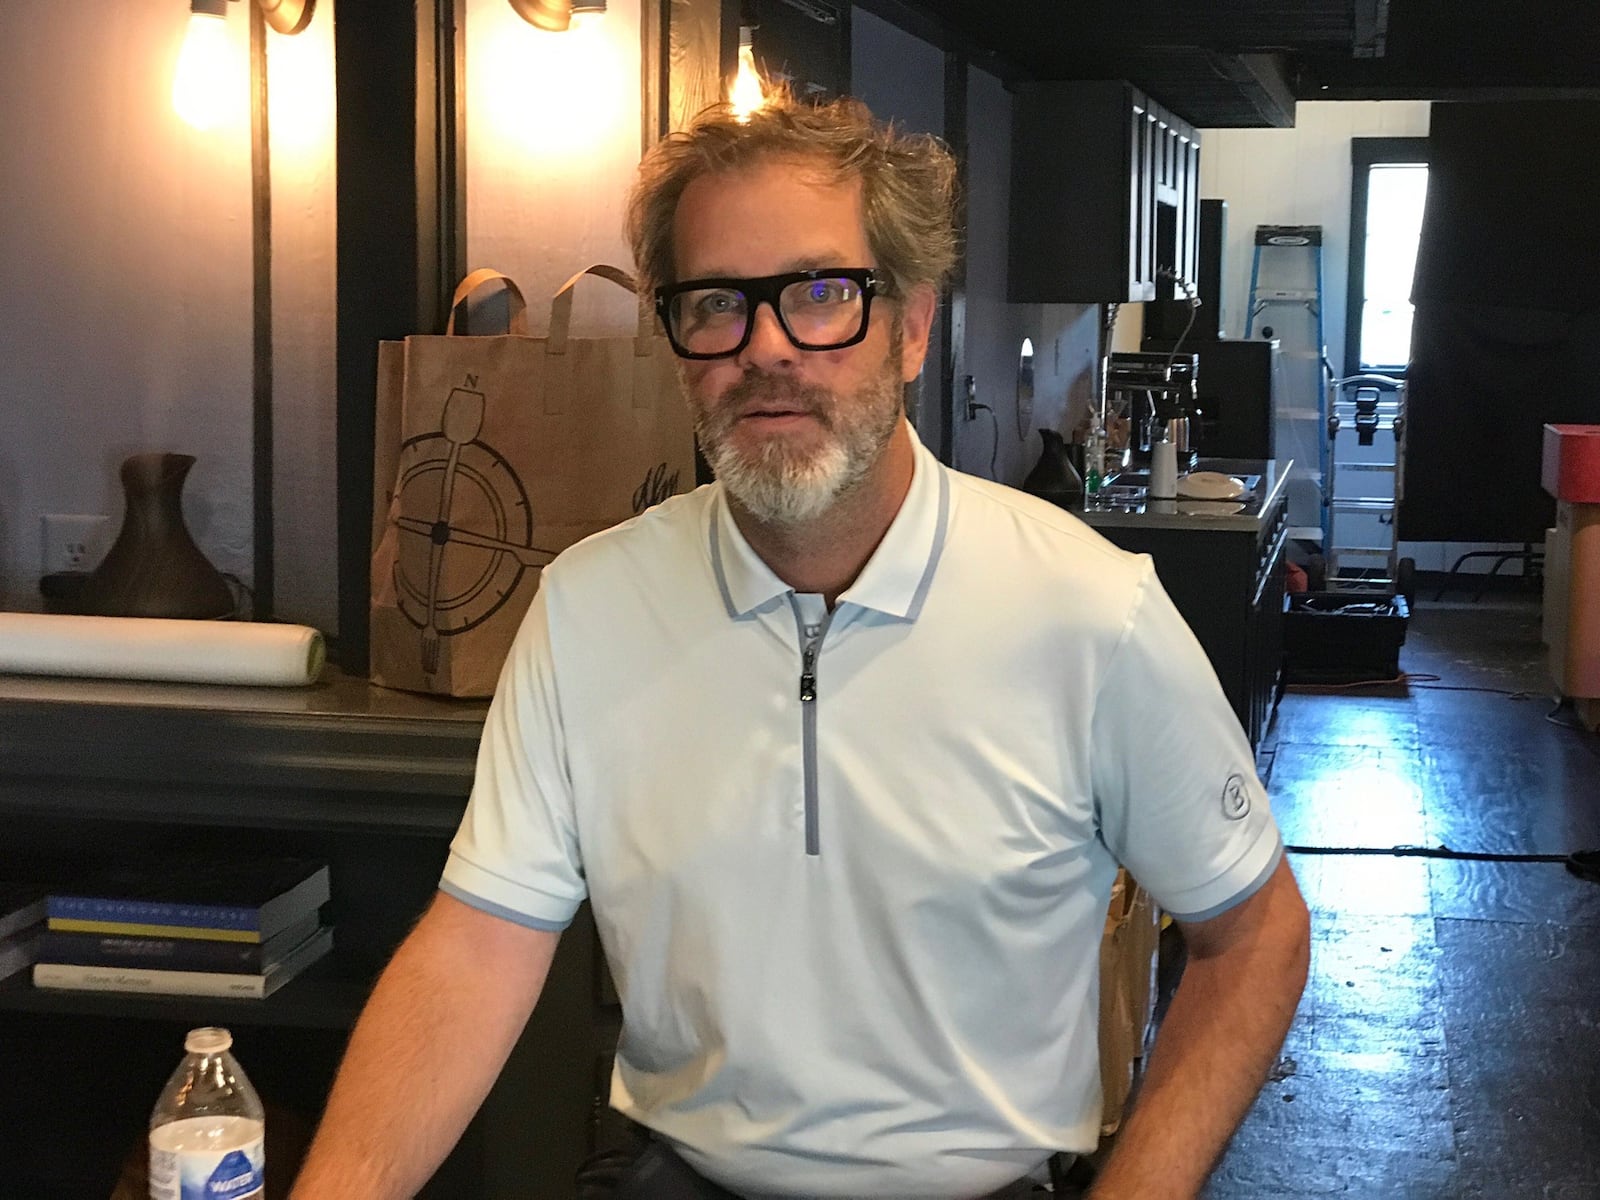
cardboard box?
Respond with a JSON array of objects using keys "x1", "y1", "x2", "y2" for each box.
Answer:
[{"x1": 1099, "y1": 869, "x2": 1161, "y2": 1134}]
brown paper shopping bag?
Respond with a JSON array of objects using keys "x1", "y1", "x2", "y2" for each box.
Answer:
[{"x1": 370, "y1": 266, "x2": 696, "y2": 697}]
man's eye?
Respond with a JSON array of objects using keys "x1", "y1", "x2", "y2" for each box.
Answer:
[
  {"x1": 694, "y1": 291, "x2": 744, "y2": 317},
  {"x1": 798, "y1": 280, "x2": 854, "y2": 305}
]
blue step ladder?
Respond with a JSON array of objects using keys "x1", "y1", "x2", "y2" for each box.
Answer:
[{"x1": 1245, "y1": 225, "x2": 1333, "y2": 549}]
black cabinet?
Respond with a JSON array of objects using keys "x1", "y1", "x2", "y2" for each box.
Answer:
[
  {"x1": 0, "y1": 675, "x2": 607, "y2": 1199},
  {"x1": 1086, "y1": 491, "x2": 1288, "y2": 749},
  {"x1": 1009, "y1": 81, "x2": 1200, "y2": 303}
]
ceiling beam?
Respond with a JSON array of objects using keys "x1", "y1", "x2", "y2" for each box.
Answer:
[
  {"x1": 1236, "y1": 53, "x2": 1296, "y2": 127},
  {"x1": 1352, "y1": 0, "x2": 1390, "y2": 59}
]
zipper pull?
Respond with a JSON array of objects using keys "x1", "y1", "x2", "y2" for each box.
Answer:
[{"x1": 799, "y1": 644, "x2": 817, "y2": 702}]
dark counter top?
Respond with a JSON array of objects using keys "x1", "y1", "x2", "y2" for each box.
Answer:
[
  {"x1": 0, "y1": 667, "x2": 485, "y2": 831},
  {"x1": 1074, "y1": 457, "x2": 1293, "y2": 532},
  {"x1": 0, "y1": 663, "x2": 487, "y2": 723}
]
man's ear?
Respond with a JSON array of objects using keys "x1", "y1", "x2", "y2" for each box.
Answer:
[{"x1": 897, "y1": 283, "x2": 938, "y2": 383}]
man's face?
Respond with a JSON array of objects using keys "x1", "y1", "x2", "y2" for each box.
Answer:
[{"x1": 669, "y1": 157, "x2": 934, "y2": 525}]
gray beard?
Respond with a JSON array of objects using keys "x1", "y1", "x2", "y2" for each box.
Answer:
[{"x1": 698, "y1": 366, "x2": 903, "y2": 528}]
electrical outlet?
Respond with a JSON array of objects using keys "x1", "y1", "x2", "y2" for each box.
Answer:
[{"x1": 41, "y1": 514, "x2": 111, "y2": 575}]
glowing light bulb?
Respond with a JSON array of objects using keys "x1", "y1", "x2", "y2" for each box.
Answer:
[
  {"x1": 173, "y1": 9, "x2": 234, "y2": 131},
  {"x1": 730, "y1": 40, "x2": 766, "y2": 122}
]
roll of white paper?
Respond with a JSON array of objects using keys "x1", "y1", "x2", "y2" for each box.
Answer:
[
  {"x1": 1149, "y1": 439, "x2": 1178, "y2": 500},
  {"x1": 0, "y1": 614, "x2": 326, "y2": 687}
]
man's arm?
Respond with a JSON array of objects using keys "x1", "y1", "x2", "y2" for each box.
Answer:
[
  {"x1": 1089, "y1": 857, "x2": 1310, "y2": 1200},
  {"x1": 290, "y1": 891, "x2": 561, "y2": 1199}
]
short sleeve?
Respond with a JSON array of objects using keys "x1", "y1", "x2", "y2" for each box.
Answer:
[
  {"x1": 439, "y1": 584, "x2": 588, "y2": 931},
  {"x1": 1090, "y1": 560, "x2": 1283, "y2": 921}
]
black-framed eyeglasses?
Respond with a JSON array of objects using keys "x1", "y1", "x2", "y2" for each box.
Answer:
[{"x1": 654, "y1": 268, "x2": 889, "y2": 360}]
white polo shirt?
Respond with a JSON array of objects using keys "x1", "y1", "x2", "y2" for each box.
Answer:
[{"x1": 441, "y1": 423, "x2": 1282, "y2": 1200}]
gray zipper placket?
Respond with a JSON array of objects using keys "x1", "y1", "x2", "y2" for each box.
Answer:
[{"x1": 788, "y1": 596, "x2": 837, "y2": 856}]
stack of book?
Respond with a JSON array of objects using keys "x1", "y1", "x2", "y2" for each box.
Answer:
[
  {"x1": 0, "y1": 883, "x2": 47, "y2": 984},
  {"x1": 32, "y1": 856, "x2": 333, "y2": 1000}
]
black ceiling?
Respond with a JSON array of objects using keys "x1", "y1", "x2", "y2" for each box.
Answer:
[{"x1": 868, "y1": 0, "x2": 1600, "y2": 127}]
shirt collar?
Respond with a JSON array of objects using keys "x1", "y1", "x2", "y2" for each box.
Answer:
[{"x1": 706, "y1": 422, "x2": 951, "y2": 621}]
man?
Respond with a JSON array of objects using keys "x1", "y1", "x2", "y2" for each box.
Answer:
[{"x1": 293, "y1": 95, "x2": 1309, "y2": 1200}]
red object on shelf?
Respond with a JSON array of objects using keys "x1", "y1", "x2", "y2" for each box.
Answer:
[
  {"x1": 1541, "y1": 423, "x2": 1600, "y2": 503},
  {"x1": 1544, "y1": 423, "x2": 1600, "y2": 701}
]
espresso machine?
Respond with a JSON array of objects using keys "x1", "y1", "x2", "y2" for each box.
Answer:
[{"x1": 1106, "y1": 351, "x2": 1200, "y2": 471}]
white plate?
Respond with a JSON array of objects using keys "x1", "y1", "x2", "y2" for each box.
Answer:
[
  {"x1": 1176, "y1": 471, "x2": 1247, "y2": 501},
  {"x1": 1178, "y1": 499, "x2": 1246, "y2": 517}
]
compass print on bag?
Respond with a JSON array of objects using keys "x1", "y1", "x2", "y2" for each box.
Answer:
[{"x1": 391, "y1": 384, "x2": 556, "y2": 675}]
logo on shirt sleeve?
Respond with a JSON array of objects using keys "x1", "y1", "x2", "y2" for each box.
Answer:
[{"x1": 1221, "y1": 772, "x2": 1251, "y2": 820}]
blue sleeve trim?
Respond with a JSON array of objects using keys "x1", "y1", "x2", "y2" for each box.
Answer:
[
  {"x1": 1167, "y1": 838, "x2": 1284, "y2": 923},
  {"x1": 438, "y1": 881, "x2": 574, "y2": 932}
]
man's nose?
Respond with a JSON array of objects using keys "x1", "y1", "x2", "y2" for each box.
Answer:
[{"x1": 737, "y1": 299, "x2": 798, "y2": 371}]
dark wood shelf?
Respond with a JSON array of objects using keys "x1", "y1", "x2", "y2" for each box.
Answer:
[
  {"x1": 0, "y1": 958, "x2": 370, "y2": 1031},
  {"x1": 0, "y1": 667, "x2": 604, "y2": 1196}
]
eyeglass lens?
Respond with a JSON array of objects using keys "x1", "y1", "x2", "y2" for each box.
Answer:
[{"x1": 666, "y1": 276, "x2": 868, "y2": 355}]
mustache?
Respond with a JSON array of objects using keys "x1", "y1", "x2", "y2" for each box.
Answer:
[{"x1": 716, "y1": 371, "x2": 835, "y2": 426}]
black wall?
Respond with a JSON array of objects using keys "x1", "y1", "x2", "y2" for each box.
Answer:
[{"x1": 1401, "y1": 100, "x2": 1600, "y2": 543}]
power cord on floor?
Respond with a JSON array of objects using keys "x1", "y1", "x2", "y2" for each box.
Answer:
[
  {"x1": 1279, "y1": 668, "x2": 1600, "y2": 883},
  {"x1": 1286, "y1": 672, "x2": 1598, "y2": 733},
  {"x1": 1284, "y1": 844, "x2": 1600, "y2": 884},
  {"x1": 1544, "y1": 702, "x2": 1595, "y2": 731},
  {"x1": 1286, "y1": 844, "x2": 1566, "y2": 863},
  {"x1": 1285, "y1": 671, "x2": 1537, "y2": 698}
]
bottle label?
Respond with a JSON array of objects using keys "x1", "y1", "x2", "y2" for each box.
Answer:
[{"x1": 150, "y1": 1120, "x2": 264, "y2": 1200}]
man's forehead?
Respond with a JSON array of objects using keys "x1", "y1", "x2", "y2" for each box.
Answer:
[
  {"x1": 687, "y1": 153, "x2": 858, "y2": 201},
  {"x1": 672, "y1": 156, "x2": 870, "y2": 276}
]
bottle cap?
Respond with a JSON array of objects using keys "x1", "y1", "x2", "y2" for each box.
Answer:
[{"x1": 185, "y1": 1027, "x2": 233, "y2": 1055}]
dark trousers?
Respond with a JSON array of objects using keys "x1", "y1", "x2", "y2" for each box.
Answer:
[{"x1": 579, "y1": 1133, "x2": 1070, "y2": 1199}]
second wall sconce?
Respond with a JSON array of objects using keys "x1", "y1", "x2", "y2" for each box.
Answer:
[
  {"x1": 250, "y1": 0, "x2": 316, "y2": 36},
  {"x1": 509, "y1": 0, "x2": 607, "y2": 33},
  {"x1": 189, "y1": 0, "x2": 316, "y2": 35}
]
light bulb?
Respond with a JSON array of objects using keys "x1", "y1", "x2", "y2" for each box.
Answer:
[
  {"x1": 730, "y1": 39, "x2": 765, "y2": 122},
  {"x1": 173, "y1": 9, "x2": 234, "y2": 131}
]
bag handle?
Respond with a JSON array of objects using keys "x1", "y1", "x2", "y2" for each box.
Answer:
[
  {"x1": 446, "y1": 268, "x2": 530, "y2": 335},
  {"x1": 548, "y1": 265, "x2": 656, "y2": 357}
]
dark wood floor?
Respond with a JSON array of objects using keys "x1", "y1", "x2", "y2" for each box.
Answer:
[{"x1": 1204, "y1": 593, "x2": 1600, "y2": 1198}]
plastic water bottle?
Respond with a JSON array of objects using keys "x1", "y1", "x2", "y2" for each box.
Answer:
[
  {"x1": 149, "y1": 1027, "x2": 265, "y2": 1200},
  {"x1": 1085, "y1": 421, "x2": 1106, "y2": 496}
]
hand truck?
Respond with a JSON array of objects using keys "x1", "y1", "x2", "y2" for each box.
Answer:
[{"x1": 1324, "y1": 372, "x2": 1415, "y2": 603}]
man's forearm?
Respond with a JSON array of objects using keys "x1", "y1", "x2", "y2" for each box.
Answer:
[
  {"x1": 291, "y1": 893, "x2": 558, "y2": 1199},
  {"x1": 1090, "y1": 860, "x2": 1310, "y2": 1200}
]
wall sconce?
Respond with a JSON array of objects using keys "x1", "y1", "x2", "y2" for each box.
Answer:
[
  {"x1": 254, "y1": 0, "x2": 316, "y2": 36},
  {"x1": 174, "y1": 0, "x2": 316, "y2": 129},
  {"x1": 509, "y1": 0, "x2": 606, "y2": 33}
]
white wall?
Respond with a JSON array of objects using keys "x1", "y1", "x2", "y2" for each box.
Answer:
[
  {"x1": 466, "y1": 0, "x2": 644, "y2": 337},
  {"x1": 0, "y1": 0, "x2": 256, "y2": 610},
  {"x1": 1199, "y1": 101, "x2": 1432, "y2": 365},
  {"x1": 268, "y1": 0, "x2": 338, "y2": 630},
  {"x1": 1200, "y1": 101, "x2": 1525, "y2": 572}
]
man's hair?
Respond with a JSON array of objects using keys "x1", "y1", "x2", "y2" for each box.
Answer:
[{"x1": 627, "y1": 93, "x2": 959, "y2": 301}]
